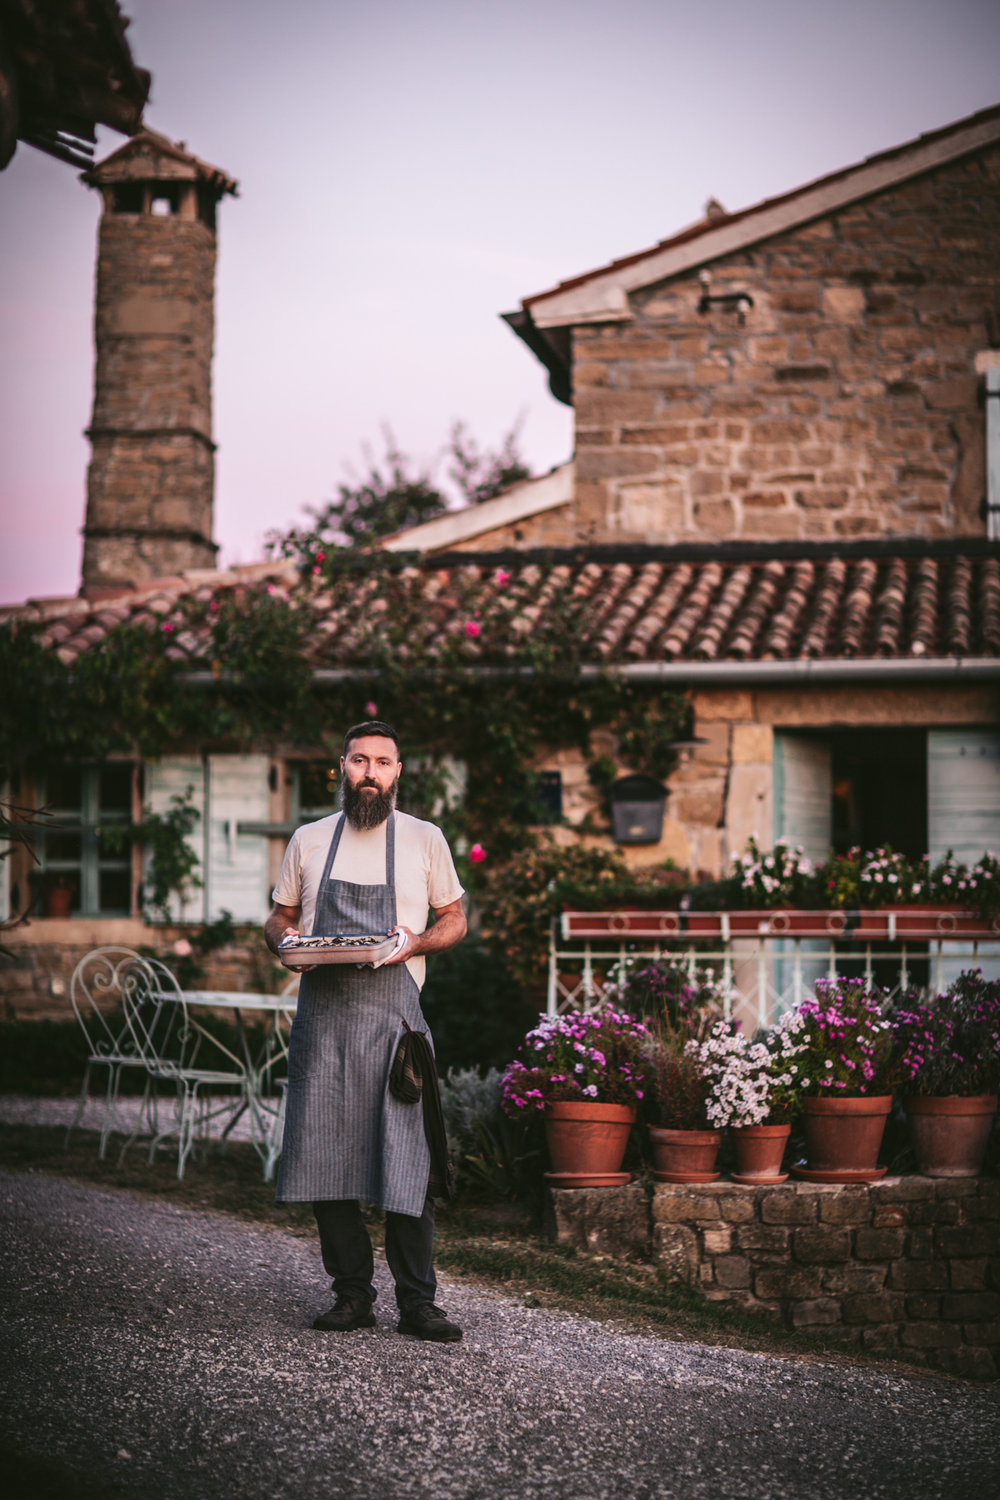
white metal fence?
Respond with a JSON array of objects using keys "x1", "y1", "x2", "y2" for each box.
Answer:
[{"x1": 547, "y1": 910, "x2": 1000, "y2": 1029}]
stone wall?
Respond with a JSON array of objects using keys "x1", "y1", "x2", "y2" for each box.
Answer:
[
  {"x1": 0, "y1": 921, "x2": 285, "y2": 1020},
  {"x1": 474, "y1": 146, "x2": 1000, "y2": 553},
  {"x1": 82, "y1": 211, "x2": 219, "y2": 590},
  {"x1": 548, "y1": 1177, "x2": 1000, "y2": 1380}
]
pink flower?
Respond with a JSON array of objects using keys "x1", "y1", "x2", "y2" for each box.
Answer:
[
  {"x1": 209, "y1": 600, "x2": 218, "y2": 612},
  {"x1": 365, "y1": 701, "x2": 377, "y2": 717},
  {"x1": 469, "y1": 844, "x2": 486, "y2": 864},
  {"x1": 464, "y1": 621, "x2": 481, "y2": 638},
  {"x1": 161, "y1": 622, "x2": 174, "y2": 633},
  {"x1": 312, "y1": 565, "x2": 321, "y2": 575},
  {"x1": 495, "y1": 568, "x2": 510, "y2": 588},
  {"x1": 315, "y1": 552, "x2": 326, "y2": 563},
  {"x1": 172, "y1": 939, "x2": 193, "y2": 957}
]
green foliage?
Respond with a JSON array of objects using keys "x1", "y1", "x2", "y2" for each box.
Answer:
[
  {"x1": 447, "y1": 420, "x2": 531, "y2": 507},
  {"x1": 0, "y1": 1017, "x2": 91, "y2": 1096},
  {"x1": 119, "y1": 788, "x2": 202, "y2": 923},
  {"x1": 420, "y1": 943, "x2": 537, "y2": 1073}
]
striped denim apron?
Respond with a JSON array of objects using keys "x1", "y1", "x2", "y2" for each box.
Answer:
[{"x1": 275, "y1": 813, "x2": 431, "y2": 1216}]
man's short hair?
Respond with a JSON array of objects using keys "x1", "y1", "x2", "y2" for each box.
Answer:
[{"x1": 342, "y1": 720, "x2": 401, "y2": 759}]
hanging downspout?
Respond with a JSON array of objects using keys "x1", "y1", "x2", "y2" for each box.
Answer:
[{"x1": 976, "y1": 350, "x2": 1000, "y2": 542}]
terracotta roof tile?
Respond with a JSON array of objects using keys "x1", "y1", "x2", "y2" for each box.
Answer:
[{"x1": 5, "y1": 546, "x2": 1000, "y2": 673}]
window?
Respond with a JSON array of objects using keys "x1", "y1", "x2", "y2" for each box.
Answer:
[
  {"x1": 292, "y1": 761, "x2": 340, "y2": 825},
  {"x1": 38, "y1": 765, "x2": 134, "y2": 916}
]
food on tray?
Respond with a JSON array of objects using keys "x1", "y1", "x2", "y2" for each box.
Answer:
[{"x1": 277, "y1": 931, "x2": 405, "y2": 968}]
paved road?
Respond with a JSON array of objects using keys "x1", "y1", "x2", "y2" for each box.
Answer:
[{"x1": 1, "y1": 1169, "x2": 997, "y2": 1500}]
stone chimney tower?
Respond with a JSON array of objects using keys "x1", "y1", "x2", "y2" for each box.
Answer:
[{"x1": 80, "y1": 130, "x2": 237, "y2": 593}]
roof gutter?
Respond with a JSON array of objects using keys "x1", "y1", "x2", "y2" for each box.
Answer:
[{"x1": 182, "y1": 657, "x2": 1000, "y2": 687}]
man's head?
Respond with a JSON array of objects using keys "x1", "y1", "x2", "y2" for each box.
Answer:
[{"x1": 340, "y1": 721, "x2": 402, "y2": 830}]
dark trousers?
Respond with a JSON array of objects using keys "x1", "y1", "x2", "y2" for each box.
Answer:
[{"x1": 312, "y1": 1196, "x2": 437, "y2": 1311}]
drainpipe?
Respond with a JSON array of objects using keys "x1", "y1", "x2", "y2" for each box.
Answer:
[{"x1": 976, "y1": 350, "x2": 1000, "y2": 542}]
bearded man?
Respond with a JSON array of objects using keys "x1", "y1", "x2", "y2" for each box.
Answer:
[{"x1": 264, "y1": 720, "x2": 467, "y2": 1341}]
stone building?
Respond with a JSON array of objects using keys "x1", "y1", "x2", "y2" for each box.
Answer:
[
  {"x1": 80, "y1": 130, "x2": 237, "y2": 593},
  {"x1": 3, "y1": 104, "x2": 1000, "y2": 1013}
]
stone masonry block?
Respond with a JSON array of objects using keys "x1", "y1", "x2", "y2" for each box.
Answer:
[
  {"x1": 950, "y1": 1258, "x2": 990, "y2": 1292},
  {"x1": 791, "y1": 1299, "x2": 842, "y2": 1328},
  {"x1": 761, "y1": 1189, "x2": 818, "y2": 1226},
  {"x1": 714, "y1": 1256, "x2": 752, "y2": 1291},
  {"x1": 737, "y1": 1224, "x2": 790, "y2": 1255},
  {"x1": 702, "y1": 1228, "x2": 732, "y2": 1255},
  {"x1": 818, "y1": 1189, "x2": 871, "y2": 1226},
  {"x1": 870, "y1": 1178, "x2": 934, "y2": 1204},
  {"x1": 942, "y1": 1292, "x2": 1000, "y2": 1322},
  {"x1": 963, "y1": 1319, "x2": 1000, "y2": 1348},
  {"x1": 754, "y1": 1265, "x2": 824, "y2": 1300},
  {"x1": 936, "y1": 1177, "x2": 979, "y2": 1200},
  {"x1": 904, "y1": 1294, "x2": 943, "y2": 1320},
  {"x1": 652, "y1": 1186, "x2": 720, "y2": 1223},
  {"x1": 861, "y1": 1325, "x2": 902, "y2": 1354},
  {"x1": 713, "y1": 1193, "x2": 758, "y2": 1224},
  {"x1": 900, "y1": 1322, "x2": 962, "y2": 1350},
  {"x1": 547, "y1": 1183, "x2": 650, "y2": 1258},
  {"x1": 793, "y1": 1227, "x2": 851, "y2": 1264},
  {"x1": 854, "y1": 1227, "x2": 907, "y2": 1260},
  {"x1": 872, "y1": 1207, "x2": 905, "y2": 1229},
  {"x1": 937, "y1": 1225, "x2": 997, "y2": 1258},
  {"x1": 887, "y1": 1261, "x2": 950, "y2": 1292},
  {"x1": 821, "y1": 1265, "x2": 887, "y2": 1295},
  {"x1": 907, "y1": 1227, "x2": 935, "y2": 1260},
  {"x1": 653, "y1": 1222, "x2": 699, "y2": 1284},
  {"x1": 841, "y1": 1292, "x2": 906, "y2": 1325},
  {"x1": 933, "y1": 1346, "x2": 998, "y2": 1381}
]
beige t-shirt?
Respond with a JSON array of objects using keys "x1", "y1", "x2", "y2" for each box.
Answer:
[{"x1": 271, "y1": 810, "x2": 465, "y2": 990}]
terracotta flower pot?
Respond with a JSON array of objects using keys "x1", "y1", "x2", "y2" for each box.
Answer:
[
  {"x1": 730, "y1": 1122, "x2": 791, "y2": 1184},
  {"x1": 794, "y1": 1095, "x2": 893, "y2": 1182},
  {"x1": 648, "y1": 1125, "x2": 722, "y2": 1183},
  {"x1": 543, "y1": 1100, "x2": 636, "y2": 1188},
  {"x1": 904, "y1": 1095, "x2": 998, "y2": 1178},
  {"x1": 43, "y1": 886, "x2": 73, "y2": 918}
]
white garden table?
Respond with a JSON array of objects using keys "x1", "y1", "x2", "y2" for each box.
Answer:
[{"x1": 177, "y1": 988, "x2": 297, "y2": 1179}]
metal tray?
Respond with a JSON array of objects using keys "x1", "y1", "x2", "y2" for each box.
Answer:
[{"x1": 278, "y1": 931, "x2": 404, "y2": 968}]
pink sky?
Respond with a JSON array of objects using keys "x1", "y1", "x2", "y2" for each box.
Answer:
[{"x1": 2, "y1": 0, "x2": 999, "y2": 604}]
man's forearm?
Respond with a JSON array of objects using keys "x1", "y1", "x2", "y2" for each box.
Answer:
[{"x1": 409, "y1": 908, "x2": 467, "y2": 957}]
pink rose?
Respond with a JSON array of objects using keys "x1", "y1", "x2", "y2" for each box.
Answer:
[
  {"x1": 365, "y1": 701, "x2": 378, "y2": 717},
  {"x1": 465, "y1": 621, "x2": 481, "y2": 638},
  {"x1": 469, "y1": 844, "x2": 486, "y2": 864},
  {"x1": 172, "y1": 939, "x2": 193, "y2": 957},
  {"x1": 495, "y1": 568, "x2": 510, "y2": 587}
]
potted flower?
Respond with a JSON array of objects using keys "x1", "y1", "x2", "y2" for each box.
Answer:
[
  {"x1": 890, "y1": 969, "x2": 1000, "y2": 1177},
  {"x1": 501, "y1": 1005, "x2": 650, "y2": 1187},
  {"x1": 688, "y1": 1016, "x2": 807, "y2": 1183},
  {"x1": 641, "y1": 1016, "x2": 722, "y2": 1182},
  {"x1": 785, "y1": 978, "x2": 896, "y2": 1182}
]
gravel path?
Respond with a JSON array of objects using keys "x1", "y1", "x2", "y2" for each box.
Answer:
[{"x1": 1, "y1": 1168, "x2": 997, "y2": 1500}]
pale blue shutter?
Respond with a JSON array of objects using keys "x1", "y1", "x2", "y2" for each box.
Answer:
[
  {"x1": 927, "y1": 730, "x2": 1000, "y2": 982},
  {"x1": 772, "y1": 734, "x2": 832, "y2": 1008},
  {"x1": 144, "y1": 756, "x2": 206, "y2": 923},
  {"x1": 773, "y1": 734, "x2": 831, "y2": 859},
  {"x1": 205, "y1": 754, "x2": 270, "y2": 923}
]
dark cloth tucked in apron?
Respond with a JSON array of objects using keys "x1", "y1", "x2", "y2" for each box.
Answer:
[{"x1": 275, "y1": 813, "x2": 432, "y2": 1217}]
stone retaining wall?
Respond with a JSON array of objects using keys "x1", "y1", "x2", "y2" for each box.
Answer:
[{"x1": 548, "y1": 1177, "x2": 1000, "y2": 1380}]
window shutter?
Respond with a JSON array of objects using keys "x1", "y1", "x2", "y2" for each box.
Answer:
[
  {"x1": 927, "y1": 730, "x2": 1000, "y2": 982},
  {"x1": 144, "y1": 757, "x2": 206, "y2": 923},
  {"x1": 205, "y1": 754, "x2": 271, "y2": 923},
  {"x1": 773, "y1": 734, "x2": 831, "y2": 860},
  {"x1": 927, "y1": 730, "x2": 1000, "y2": 865}
]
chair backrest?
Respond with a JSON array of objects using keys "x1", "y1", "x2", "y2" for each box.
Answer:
[
  {"x1": 118, "y1": 954, "x2": 192, "y2": 1079},
  {"x1": 69, "y1": 947, "x2": 153, "y2": 1065}
]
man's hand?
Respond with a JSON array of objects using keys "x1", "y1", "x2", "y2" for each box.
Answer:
[
  {"x1": 383, "y1": 898, "x2": 467, "y2": 965},
  {"x1": 264, "y1": 903, "x2": 317, "y2": 972}
]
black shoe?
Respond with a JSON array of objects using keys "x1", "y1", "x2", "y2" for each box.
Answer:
[
  {"x1": 312, "y1": 1296, "x2": 376, "y2": 1332},
  {"x1": 397, "y1": 1302, "x2": 462, "y2": 1343}
]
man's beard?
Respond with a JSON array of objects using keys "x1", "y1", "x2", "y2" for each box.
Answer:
[{"x1": 342, "y1": 776, "x2": 398, "y2": 830}]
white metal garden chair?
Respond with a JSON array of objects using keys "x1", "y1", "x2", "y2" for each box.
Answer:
[
  {"x1": 118, "y1": 954, "x2": 252, "y2": 1179},
  {"x1": 67, "y1": 947, "x2": 161, "y2": 1158}
]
